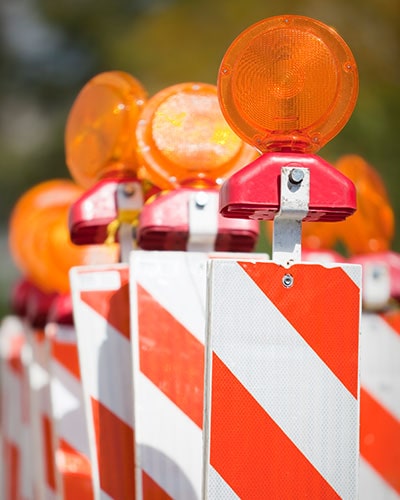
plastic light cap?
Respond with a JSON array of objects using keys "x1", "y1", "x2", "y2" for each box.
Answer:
[
  {"x1": 335, "y1": 154, "x2": 395, "y2": 254},
  {"x1": 65, "y1": 71, "x2": 148, "y2": 189},
  {"x1": 218, "y1": 15, "x2": 358, "y2": 154},
  {"x1": 9, "y1": 180, "x2": 118, "y2": 293},
  {"x1": 136, "y1": 82, "x2": 258, "y2": 190}
]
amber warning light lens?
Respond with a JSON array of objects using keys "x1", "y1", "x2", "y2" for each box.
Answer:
[
  {"x1": 136, "y1": 82, "x2": 258, "y2": 190},
  {"x1": 218, "y1": 15, "x2": 358, "y2": 154},
  {"x1": 65, "y1": 71, "x2": 148, "y2": 189}
]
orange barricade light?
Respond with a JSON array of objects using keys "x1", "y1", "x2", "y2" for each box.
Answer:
[
  {"x1": 135, "y1": 82, "x2": 260, "y2": 251},
  {"x1": 65, "y1": 71, "x2": 148, "y2": 189},
  {"x1": 9, "y1": 180, "x2": 118, "y2": 294},
  {"x1": 136, "y1": 82, "x2": 258, "y2": 190},
  {"x1": 65, "y1": 71, "x2": 149, "y2": 245},
  {"x1": 218, "y1": 15, "x2": 358, "y2": 154},
  {"x1": 335, "y1": 154, "x2": 394, "y2": 254},
  {"x1": 217, "y1": 15, "x2": 358, "y2": 222}
]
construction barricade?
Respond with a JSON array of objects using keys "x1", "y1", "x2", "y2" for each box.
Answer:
[
  {"x1": 0, "y1": 315, "x2": 32, "y2": 500},
  {"x1": 129, "y1": 250, "x2": 266, "y2": 499},
  {"x1": 46, "y1": 294, "x2": 94, "y2": 500},
  {"x1": 70, "y1": 264, "x2": 135, "y2": 500}
]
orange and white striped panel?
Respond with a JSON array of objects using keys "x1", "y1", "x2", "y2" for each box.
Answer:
[
  {"x1": 359, "y1": 311, "x2": 400, "y2": 499},
  {"x1": 0, "y1": 315, "x2": 33, "y2": 500},
  {"x1": 130, "y1": 251, "x2": 206, "y2": 500},
  {"x1": 47, "y1": 322, "x2": 94, "y2": 500},
  {"x1": 204, "y1": 260, "x2": 362, "y2": 499},
  {"x1": 27, "y1": 328, "x2": 60, "y2": 500},
  {"x1": 130, "y1": 251, "x2": 267, "y2": 500},
  {"x1": 70, "y1": 264, "x2": 135, "y2": 500}
]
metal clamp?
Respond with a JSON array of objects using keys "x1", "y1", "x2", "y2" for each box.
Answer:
[
  {"x1": 116, "y1": 181, "x2": 144, "y2": 262},
  {"x1": 187, "y1": 191, "x2": 218, "y2": 252},
  {"x1": 273, "y1": 166, "x2": 310, "y2": 265}
]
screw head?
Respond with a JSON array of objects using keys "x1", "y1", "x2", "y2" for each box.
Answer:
[
  {"x1": 195, "y1": 191, "x2": 209, "y2": 208},
  {"x1": 122, "y1": 183, "x2": 136, "y2": 197},
  {"x1": 288, "y1": 168, "x2": 304, "y2": 185},
  {"x1": 282, "y1": 273, "x2": 294, "y2": 288}
]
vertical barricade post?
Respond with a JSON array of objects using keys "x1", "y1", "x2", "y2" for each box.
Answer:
[
  {"x1": 332, "y1": 154, "x2": 400, "y2": 497},
  {"x1": 129, "y1": 82, "x2": 261, "y2": 499},
  {"x1": 66, "y1": 70, "x2": 149, "y2": 500},
  {"x1": 203, "y1": 15, "x2": 363, "y2": 499},
  {"x1": 70, "y1": 264, "x2": 135, "y2": 500},
  {"x1": 0, "y1": 311, "x2": 32, "y2": 500},
  {"x1": 46, "y1": 293, "x2": 94, "y2": 500}
]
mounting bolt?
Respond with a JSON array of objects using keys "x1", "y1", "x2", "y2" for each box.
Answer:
[
  {"x1": 195, "y1": 191, "x2": 209, "y2": 208},
  {"x1": 288, "y1": 168, "x2": 304, "y2": 185},
  {"x1": 122, "y1": 183, "x2": 136, "y2": 197},
  {"x1": 282, "y1": 273, "x2": 294, "y2": 288}
]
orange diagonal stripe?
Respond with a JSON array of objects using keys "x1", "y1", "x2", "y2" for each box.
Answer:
[
  {"x1": 137, "y1": 285, "x2": 204, "y2": 429},
  {"x1": 210, "y1": 353, "x2": 340, "y2": 498},
  {"x1": 91, "y1": 398, "x2": 135, "y2": 500},
  {"x1": 360, "y1": 387, "x2": 400, "y2": 494},
  {"x1": 52, "y1": 340, "x2": 81, "y2": 379},
  {"x1": 80, "y1": 271, "x2": 130, "y2": 340},
  {"x1": 142, "y1": 471, "x2": 173, "y2": 500},
  {"x1": 239, "y1": 262, "x2": 360, "y2": 398},
  {"x1": 59, "y1": 438, "x2": 94, "y2": 500}
]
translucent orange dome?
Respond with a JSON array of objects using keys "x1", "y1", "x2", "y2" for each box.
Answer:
[
  {"x1": 65, "y1": 71, "x2": 148, "y2": 189},
  {"x1": 218, "y1": 15, "x2": 358, "y2": 153},
  {"x1": 335, "y1": 155, "x2": 394, "y2": 254},
  {"x1": 9, "y1": 180, "x2": 118, "y2": 293},
  {"x1": 136, "y1": 82, "x2": 258, "y2": 190}
]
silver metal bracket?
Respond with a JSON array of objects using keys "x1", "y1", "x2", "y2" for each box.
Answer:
[
  {"x1": 116, "y1": 181, "x2": 144, "y2": 263},
  {"x1": 187, "y1": 190, "x2": 218, "y2": 252},
  {"x1": 272, "y1": 166, "x2": 310, "y2": 265}
]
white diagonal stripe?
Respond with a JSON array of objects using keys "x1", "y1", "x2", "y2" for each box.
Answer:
[
  {"x1": 135, "y1": 373, "x2": 202, "y2": 500},
  {"x1": 131, "y1": 251, "x2": 267, "y2": 345},
  {"x1": 131, "y1": 251, "x2": 208, "y2": 344},
  {"x1": 207, "y1": 260, "x2": 359, "y2": 500},
  {"x1": 207, "y1": 465, "x2": 240, "y2": 500},
  {"x1": 361, "y1": 312, "x2": 400, "y2": 420},
  {"x1": 73, "y1": 300, "x2": 133, "y2": 426},
  {"x1": 50, "y1": 361, "x2": 90, "y2": 457}
]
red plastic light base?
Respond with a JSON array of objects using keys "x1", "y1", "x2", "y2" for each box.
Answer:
[
  {"x1": 47, "y1": 293, "x2": 74, "y2": 325},
  {"x1": 137, "y1": 188, "x2": 259, "y2": 252},
  {"x1": 219, "y1": 152, "x2": 356, "y2": 221},
  {"x1": 11, "y1": 280, "x2": 58, "y2": 329},
  {"x1": 69, "y1": 177, "x2": 138, "y2": 245}
]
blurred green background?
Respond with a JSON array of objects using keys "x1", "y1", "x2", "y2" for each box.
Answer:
[{"x1": 0, "y1": 0, "x2": 399, "y2": 315}]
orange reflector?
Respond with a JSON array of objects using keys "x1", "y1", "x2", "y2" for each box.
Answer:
[
  {"x1": 136, "y1": 82, "x2": 258, "y2": 190},
  {"x1": 9, "y1": 180, "x2": 118, "y2": 293},
  {"x1": 335, "y1": 155, "x2": 394, "y2": 254},
  {"x1": 218, "y1": 15, "x2": 358, "y2": 153},
  {"x1": 65, "y1": 71, "x2": 148, "y2": 189}
]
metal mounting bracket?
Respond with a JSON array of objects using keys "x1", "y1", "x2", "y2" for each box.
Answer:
[{"x1": 272, "y1": 166, "x2": 310, "y2": 265}]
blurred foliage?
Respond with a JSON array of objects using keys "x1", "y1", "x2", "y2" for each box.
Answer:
[{"x1": 0, "y1": 0, "x2": 399, "y2": 313}]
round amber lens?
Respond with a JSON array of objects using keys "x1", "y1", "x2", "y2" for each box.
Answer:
[
  {"x1": 136, "y1": 82, "x2": 258, "y2": 189},
  {"x1": 335, "y1": 155, "x2": 394, "y2": 254},
  {"x1": 65, "y1": 71, "x2": 147, "y2": 188},
  {"x1": 9, "y1": 180, "x2": 118, "y2": 293},
  {"x1": 218, "y1": 15, "x2": 358, "y2": 153}
]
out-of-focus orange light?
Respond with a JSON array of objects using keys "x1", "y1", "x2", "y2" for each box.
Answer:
[
  {"x1": 302, "y1": 221, "x2": 339, "y2": 251},
  {"x1": 9, "y1": 180, "x2": 118, "y2": 293},
  {"x1": 65, "y1": 71, "x2": 148, "y2": 189},
  {"x1": 136, "y1": 82, "x2": 258, "y2": 190},
  {"x1": 335, "y1": 155, "x2": 394, "y2": 254},
  {"x1": 218, "y1": 15, "x2": 358, "y2": 154}
]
